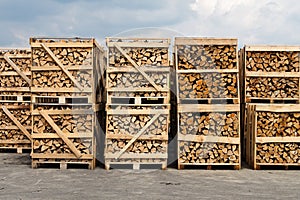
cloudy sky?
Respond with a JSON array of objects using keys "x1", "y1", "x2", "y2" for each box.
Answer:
[{"x1": 0, "y1": 0, "x2": 299, "y2": 48}]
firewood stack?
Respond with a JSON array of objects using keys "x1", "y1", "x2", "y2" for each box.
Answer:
[
  {"x1": 30, "y1": 38, "x2": 105, "y2": 169},
  {"x1": 105, "y1": 38, "x2": 171, "y2": 170},
  {"x1": 175, "y1": 37, "x2": 241, "y2": 169},
  {"x1": 0, "y1": 49, "x2": 32, "y2": 153},
  {"x1": 241, "y1": 45, "x2": 300, "y2": 169}
]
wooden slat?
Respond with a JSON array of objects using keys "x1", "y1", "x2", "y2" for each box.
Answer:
[
  {"x1": 32, "y1": 109, "x2": 93, "y2": 115},
  {"x1": 30, "y1": 43, "x2": 93, "y2": 48},
  {"x1": 114, "y1": 44, "x2": 162, "y2": 91},
  {"x1": 106, "y1": 109, "x2": 169, "y2": 115},
  {"x1": 105, "y1": 153, "x2": 167, "y2": 159},
  {"x1": 0, "y1": 140, "x2": 31, "y2": 144},
  {"x1": 106, "y1": 134, "x2": 168, "y2": 141},
  {"x1": 107, "y1": 67, "x2": 170, "y2": 73},
  {"x1": 175, "y1": 37, "x2": 237, "y2": 45},
  {"x1": 246, "y1": 72, "x2": 300, "y2": 77},
  {"x1": 39, "y1": 111, "x2": 82, "y2": 158},
  {"x1": 40, "y1": 43, "x2": 84, "y2": 91},
  {"x1": 256, "y1": 137, "x2": 300, "y2": 143},
  {"x1": 114, "y1": 114, "x2": 160, "y2": 159},
  {"x1": 31, "y1": 87, "x2": 92, "y2": 93},
  {"x1": 177, "y1": 69, "x2": 238, "y2": 73},
  {"x1": 32, "y1": 133, "x2": 93, "y2": 139},
  {"x1": 31, "y1": 65, "x2": 93, "y2": 71},
  {"x1": 178, "y1": 104, "x2": 240, "y2": 113},
  {"x1": 107, "y1": 88, "x2": 169, "y2": 92},
  {"x1": 245, "y1": 45, "x2": 300, "y2": 52},
  {"x1": 3, "y1": 55, "x2": 31, "y2": 85},
  {"x1": 31, "y1": 153, "x2": 93, "y2": 159},
  {"x1": 1, "y1": 106, "x2": 32, "y2": 141},
  {"x1": 254, "y1": 104, "x2": 300, "y2": 112},
  {"x1": 178, "y1": 134, "x2": 240, "y2": 144},
  {"x1": 0, "y1": 71, "x2": 31, "y2": 76}
]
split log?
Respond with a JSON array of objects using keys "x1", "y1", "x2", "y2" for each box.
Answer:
[
  {"x1": 256, "y1": 112, "x2": 300, "y2": 137},
  {"x1": 178, "y1": 73, "x2": 238, "y2": 98},
  {"x1": 108, "y1": 72, "x2": 168, "y2": 89},
  {"x1": 107, "y1": 114, "x2": 168, "y2": 136},
  {"x1": 179, "y1": 112, "x2": 239, "y2": 137},
  {"x1": 246, "y1": 51, "x2": 299, "y2": 72},
  {"x1": 32, "y1": 47, "x2": 92, "y2": 67},
  {"x1": 178, "y1": 142, "x2": 239, "y2": 164},
  {"x1": 109, "y1": 47, "x2": 169, "y2": 67},
  {"x1": 33, "y1": 138, "x2": 92, "y2": 155},
  {"x1": 106, "y1": 139, "x2": 167, "y2": 154},
  {"x1": 256, "y1": 143, "x2": 300, "y2": 164},
  {"x1": 246, "y1": 77, "x2": 299, "y2": 99},
  {"x1": 177, "y1": 45, "x2": 237, "y2": 70}
]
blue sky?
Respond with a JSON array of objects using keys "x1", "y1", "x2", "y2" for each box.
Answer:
[{"x1": 0, "y1": 0, "x2": 299, "y2": 47}]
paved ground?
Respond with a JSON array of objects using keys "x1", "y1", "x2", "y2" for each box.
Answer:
[{"x1": 1, "y1": 153, "x2": 300, "y2": 200}]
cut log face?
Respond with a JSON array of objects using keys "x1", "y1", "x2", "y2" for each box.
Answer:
[
  {"x1": 246, "y1": 77, "x2": 299, "y2": 98},
  {"x1": 108, "y1": 72, "x2": 168, "y2": 89},
  {"x1": 179, "y1": 142, "x2": 239, "y2": 164},
  {"x1": 33, "y1": 138, "x2": 92, "y2": 154},
  {"x1": 179, "y1": 112, "x2": 239, "y2": 137},
  {"x1": 0, "y1": 103, "x2": 31, "y2": 142},
  {"x1": 257, "y1": 112, "x2": 300, "y2": 137},
  {"x1": 246, "y1": 51, "x2": 299, "y2": 72},
  {"x1": 109, "y1": 47, "x2": 169, "y2": 67},
  {"x1": 178, "y1": 73, "x2": 238, "y2": 98},
  {"x1": 256, "y1": 143, "x2": 300, "y2": 164},
  {"x1": 177, "y1": 45, "x2": 237, "y2": 70}
]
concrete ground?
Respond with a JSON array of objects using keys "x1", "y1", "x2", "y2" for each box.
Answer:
[{"x1": 1, "y1": 153, "x2": 300, "y2": 200}]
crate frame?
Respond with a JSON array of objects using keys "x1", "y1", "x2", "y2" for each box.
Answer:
[
  {"x1": 30, "y1": 37, "x2": 106, "y2": 104},
  {"x1": 246, "y1": 104, "x2": 300, "y2": 169},
  {"x1": 31, "y1": 104, "x2": 98, "y2": 169},
  {"x1": 177, "y1": 104, "x2": 241, "y2": 169},
  {"x1": 174, "y1": 37, "x2": 240, "y2": 104},
  {"x1": 241, "y1": 45, "x2": 300, "y2": 104},
  {"x1": 104, "y1": 108, "x2": 170, "y2": 170}
]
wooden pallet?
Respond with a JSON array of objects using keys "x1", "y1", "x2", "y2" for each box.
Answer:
[
  {"x1": 0, "y1": 145, "x2": 31, "y2": 154},
  {"x1": 105, "y1": 161, "x2": 167, "y2": 170},
  {"x1": 177, "y1": 104, "x2": 241, "y2": 169},
  {"x1": 105, "y1": 108, "x2": 169, "y2": 169},
  {"x1": 32, "y1": 95, "x2": 93, "y2": 105},
  {"x1": 30, "y1": 37, "x2": 106, "y2": 103},
  {"x1": 0, "y1": 102, "x2": 32, "y2": 152},
  {"x1": 32, "y1": 158, "x2": 95, "y2": 169},
  {"x1": 240, "y1": 45, "x2": 300, "y2": 104},
  {"x1": 31, "y1": 104, "x2": 97, "y2": 168},
  {"x1": 246, "y1": 104, "x2": 300, "y2": 169},
  {"x1": 0, "y1": 95, "x2": 31, "y2": 103},
  {"x1": 0, "y1": 48, "x2": 31, "y2": 94},
  {"x1": 107, "y1": 96, "x2": 169, "y2": 106},
  {"x1": 178, "y1": 163, "x2": 240, "y2": 170}
]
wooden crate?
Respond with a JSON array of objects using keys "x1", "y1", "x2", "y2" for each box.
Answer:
[
  {"x1": 0, "y1": 48, "x2": 31, "y2": 95},
  {"x1": 177, "y1": 104, "x2": 241, "y2": 169},
  {"x1": 0, "y1": 100, "x2": 32, "y2": 153},
  {"x1": 30, "y1": 37, "x2": 106, "y2": 104},
  {"x1": 174, "y1": 37, "x2": 239, "y2": 104},
  {"x1": 31, "y1": 104, "x2": 98, "y2": 169},
  {"x1": 105, "y1": 108, "x2": 169, "y2": 170},
  {"x1": 106, "y1": 37, "x2": 171, "y2": 100},
  {"x1": 241, "y1": 45, "x2": 300, "y2": 103},
  {"x1": 246, "y1": 104, "x2": 300, "y2": 169}
]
